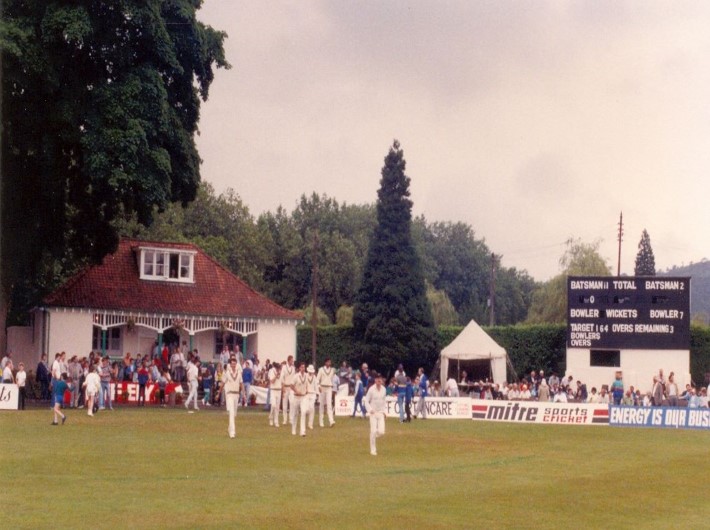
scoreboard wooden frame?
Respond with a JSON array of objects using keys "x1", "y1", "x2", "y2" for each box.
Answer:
[{"x1": 567, "y1": 276, "x2": 690, "y2": 350}]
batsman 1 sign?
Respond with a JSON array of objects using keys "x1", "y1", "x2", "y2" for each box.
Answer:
[{"x1": 567, "y1": 276, "x2": 690, "y2": 350}]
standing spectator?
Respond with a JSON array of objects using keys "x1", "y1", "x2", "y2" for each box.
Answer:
[
  {"x1": 98, "y1": 356, "x2": 113, "y2": 410},
  {"x1": 161, "y1": 344, "x2": 170, "y2": 374},
  {"x1": 201, "y1": 366, "x2": 213, "y2": 407},
  {"x1": 338, "y1": 361, "x2": 351, "y2": 395},
  {"x1": 317, "y1": 358, "x2": 335, "y2": 428},
  {"x1": 68, "y1": 356, "x2": 82, "y2": 408},
  {"x1": 184, "y1": 357, "x2": 200, "y2": 411},
  {"x1": 16, "y1": 362, "x2": 27, "y2": 410},
  {"x1": 0, "y1": 351, "x2": 12, "y2": 371},
  {"x1": 37, "y1": 354, "x2": 51, "y2": 400},
  {"x1": 404, "y1": 377, "x2": 414, "y2": 422},
  {"x1": 652, "y1": 376, "x2": 664, "y2": 406},
  {"x1": 242, "y1": 361, "x2": 253, "y2": 407},
  {"x1": 83, "y1": 367, "x2": 101, "y2": 416},
  {"x1": 364, "y1": 372, "x2": 387, "y2": 456},
  {"x1": 157, "y1": 371, "x2": 169, "y2": 407},
  {"x1": 611, "y1": 371, "x2": 624, "y2": 406},
  {"x1": 52, "y1": 374, "x2": 70, "y2": 425},
  {"x1": 137, "y1": 361, "x2": 150, "y2": 406},
  {"x1": 219, "y1": 345, "x2": 230, "y2": 369},
  {"x1": 538, "y1": 378, "x2": 550, "y2": 402},
  {"x1": 2, "y1": 359, "x2": 13, "y2": 383},
  {"x1": 394, "y1": 364, "x2": 407, "y2": 423},
  {"x1": 223, "y1": 356, "x2": 243, "y2": 438},
  {"x1": 50, "y1": 352, "x2": 64, "y2": 407},
  {"x1": 414, "y1": 368, "x2": 428, "y2": 419},
  {"x1": 352, "y1": 372, "x2": 366, "y2": 418},
  {"x1": 666, "y1": 372, "x2": 679, "y2": 407}
]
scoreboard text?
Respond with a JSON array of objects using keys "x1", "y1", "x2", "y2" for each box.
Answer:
[{"x1": 567, "y1": 277, "x2": 690, "y2": 350}]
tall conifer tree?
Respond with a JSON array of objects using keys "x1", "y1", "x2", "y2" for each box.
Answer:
[
  {"x1": 634, "y1": 229, "x2": 656, "y2": 276},
  {"x1": 353, "y1": 141, "x2": 437, "y2": 372}
]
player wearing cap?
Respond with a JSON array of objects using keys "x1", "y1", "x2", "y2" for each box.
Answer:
[
  {"x1": 364, "y1": 372, "x2": 387, "y2": 456},
  {"x1": 291, "y1": 363, "x2": 308, "y2": 437},
  {"x1": 317, "y1": 358, "x2": 335, "y2": 428},
  {"x1": 280, "y1": 355, "x2": 296, "y2": 426},
  {"x1": 268, "y1": 362, "x2": 282, "y2": 427},
  {"x1": 306, "y1": 364, "x2": 318, "y2": 430},
  {"x1": 223, "y1": 356, "x2": 243, "y2": 439}
]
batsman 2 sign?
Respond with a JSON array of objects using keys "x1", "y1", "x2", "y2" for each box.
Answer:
[{"x1": 567, "y1": 276, "x2": 690, "y2": 350}]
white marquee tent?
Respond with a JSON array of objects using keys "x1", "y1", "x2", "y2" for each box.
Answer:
[{"x1": 440, "y1": 320, "x2": 508, "y2": 384}]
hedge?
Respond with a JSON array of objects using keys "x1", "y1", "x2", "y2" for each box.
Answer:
[{"x1": 297, "y1": 324, "x2": 710, "y2": 385}]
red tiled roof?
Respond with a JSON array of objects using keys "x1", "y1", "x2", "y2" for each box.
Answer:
[{"x1": 44, "y1": 238, "x2": 301, "y2": 320}]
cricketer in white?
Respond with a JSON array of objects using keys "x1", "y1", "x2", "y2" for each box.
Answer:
[{"x1": 364, "y1": 373, "x2": 387, "y2": 456}]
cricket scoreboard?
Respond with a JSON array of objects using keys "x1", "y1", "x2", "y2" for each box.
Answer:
[{"x1": 567, "y1": 276, "x2": 690, "y2": 350}]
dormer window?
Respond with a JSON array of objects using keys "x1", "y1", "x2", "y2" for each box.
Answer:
[{"x1": 139, "y1": 247, "x2": 195, "y2": 283}]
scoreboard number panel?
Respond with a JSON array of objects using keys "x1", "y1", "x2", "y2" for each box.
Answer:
[{"x1": 567, "y1": 277, "x2": 690, "y2": 350}]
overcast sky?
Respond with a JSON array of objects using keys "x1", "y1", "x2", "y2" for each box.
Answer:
[{"x1": 195, "y1": 1, "x2": 710, "y2": 281}]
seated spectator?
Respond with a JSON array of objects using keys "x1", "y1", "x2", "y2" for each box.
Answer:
[
  {"x1": 698, "y1": 388, "x2": 708, "y2": 408},
  {"x1": 598, "y1": 387, "x2": 610, "y2": 404},
  {"x1": 519, "y1": 384, "x2": 531, "y2": 401},
  {"x1": 507, "y1": 383, "x2": 520, "y2": 401},
  {"x1": 642, "y1": 392, "x2": 653, "y2": 407},
  {"x1": 553, "y1": 386, "x2": 568, "y2": 403},
  {"x1": 446, "y1": 377, "x2": 459, "y2": 397},
  {"x1": 688, "y1": 388, "x2": 700, "y2": 408},
  {"x1": 622, "y1": 391, "x2": 634, "y2": 406},
  {"x1": 587, "y1": 387, "x2": 600, "y2": 403}
]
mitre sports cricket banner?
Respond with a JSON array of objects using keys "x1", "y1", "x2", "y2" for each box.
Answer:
[
  {"x1": 471, "y1": 399, "x2": 610, "y2": 425},
  {"x1": 609, "y1": 405, "x2": 710, "y2": 430},
  {"x1": 334, "y1": 395, "x2": 472, "y2": 419}
]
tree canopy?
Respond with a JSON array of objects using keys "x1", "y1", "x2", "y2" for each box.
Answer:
[
  {"x1": 1, "y1": 0, "x2": 228, "y2": 337},
  {"x1": 634, "y1": 229, "x2": 656, "y2": 276},
  {"x1": 352, "y1": 141, "x2": 438, "y2": 373},
  {"x1": 526, "y1": 239, "x2": 611, "y2": 324}
]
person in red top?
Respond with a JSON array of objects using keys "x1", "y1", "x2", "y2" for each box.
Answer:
[
  {"x1": 161, "y1": 344, "x2": 170, "y2": 372},
  {"x1": 137, "y1": 361, "x2": 150, "y2": 407}
]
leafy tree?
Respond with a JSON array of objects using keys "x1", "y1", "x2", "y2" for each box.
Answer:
[
  {"x1": 426, "y1": 284, "x2": 460, "y2": 326},
  {"x1": 1, "y1": 0, "x2": 228, "y2": 347},
  {"x1": 352, "y1": 141, "x2": 438, "y2": 373},
  {"x1": 526, "y1": 239, "x2": 611, "y2": 323},
  {"x1": 335, "y1": 305, "x2": 354, "y2": 326},
  {"x1": 634, "y1": 229, "x2": 656, "y2": 276}
]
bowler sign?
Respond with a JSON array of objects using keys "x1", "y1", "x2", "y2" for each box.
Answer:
[{"x1": 567, "y1": 276, "x2": 690, "y2": 350}]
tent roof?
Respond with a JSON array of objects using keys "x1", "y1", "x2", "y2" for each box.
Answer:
[{"x1": 440, "y1": 320, "x2": 506, "y2": 360}]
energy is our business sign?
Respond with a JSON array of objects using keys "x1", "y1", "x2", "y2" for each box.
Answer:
[{"x1": 567, "y1": 276, "x2": 690, "y2": 350}]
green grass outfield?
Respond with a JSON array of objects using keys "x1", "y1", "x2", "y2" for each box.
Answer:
[{"x1": 1, "y1": 406, "x2": 708, "y2": 529}]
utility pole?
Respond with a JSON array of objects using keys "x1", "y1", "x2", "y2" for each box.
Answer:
[
  {"x1": 617, "y1": 212, "x2": 623, "y2": 277},
  {"x1": 489, "y1": 252, "x2": 497, "y2": 326},
  {"x1": 311, "y1": 230, "x2": 319, "y2": 367}
]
